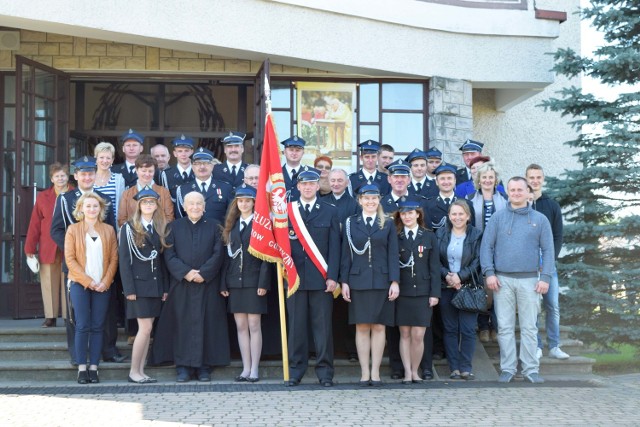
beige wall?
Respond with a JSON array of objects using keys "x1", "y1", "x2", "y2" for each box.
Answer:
[
  {"x1": 0, "y1": 29, "x2": 331, "y2": 75},
  {"x1": 472, "y1": 0, "x2": 581, "y2": 181}
]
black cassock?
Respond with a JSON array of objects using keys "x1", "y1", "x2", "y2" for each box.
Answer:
[{"x1": 149, "y1": 216, "x2": 230, "y2": 368}]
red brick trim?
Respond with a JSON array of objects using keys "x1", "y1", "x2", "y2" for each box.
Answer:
[{"x1": 535, "y1": 8, "x2": 568, "y2": 23}]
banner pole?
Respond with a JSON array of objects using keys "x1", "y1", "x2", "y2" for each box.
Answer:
[{"x1": 276, "y1": 262, "x2": 289, "y2": 383}]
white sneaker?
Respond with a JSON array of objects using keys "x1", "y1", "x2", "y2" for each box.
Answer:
[
  {"x1": 549, "y1": 347, "x2": 570, "y2": 360},
  {"x1": 536, "y1": 347, "x2": 543, "y2": 360}
]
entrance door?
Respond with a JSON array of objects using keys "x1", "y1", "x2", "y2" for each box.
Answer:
[
  {"x1": 13, "y1": 56, "x2": 69, "y2": 318},
  {"x1": 253, "y1": 59, "x2": 270, "y2": 159}
]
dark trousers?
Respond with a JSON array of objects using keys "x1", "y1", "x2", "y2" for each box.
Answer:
[
  {"x1": 440, "y1": 288, "x2": 477, "y2": 373},
  {"x1": 477, "y1": 307, "x2": 498, "y2": 331},
  {"x1": 70, "y1": 282, "x2": 111, "y2": 366},
  {"x1": 101, "y1": 283, "x2": 120, "y2": 359},
  {"x1": 432, "y1": 305, "x2": 445, "y2": 356},
  {"x1": 286, "y1": 290, "x2": 334, "y2": 381},
  {"x1": 63, "y1": 275, "x2": 76, "y2": 362}
]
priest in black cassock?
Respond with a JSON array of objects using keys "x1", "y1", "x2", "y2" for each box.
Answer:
[{"x1": 149, "y1": 191, "x2": 229, "y2": 382}]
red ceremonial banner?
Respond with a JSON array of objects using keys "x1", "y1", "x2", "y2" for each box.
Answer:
[{"x1": 248, "y1": 113, "x2": 300, "y2": 296}]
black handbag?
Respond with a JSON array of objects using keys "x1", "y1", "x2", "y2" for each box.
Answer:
[{"x1": 451, "y1": 270, "x2": 488, "y2": 314}]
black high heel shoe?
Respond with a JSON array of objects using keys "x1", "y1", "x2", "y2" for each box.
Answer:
[
  {"x1": 77, "y1": 370, "x2": 89, "y2": 384},
  {"x1": 88, "y1": 370, "x2": 100, "y2": 383}
]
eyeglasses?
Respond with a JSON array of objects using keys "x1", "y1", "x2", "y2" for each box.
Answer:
[
  {"x1": 140, "y1": 199, "x2": 157, "y2": 205},
  {"x1": 193, "y1": 161, "x2": 212, "y2": 167},
  {"x1": 316, "y1": 165, "x2": 332, "y2": 170}
]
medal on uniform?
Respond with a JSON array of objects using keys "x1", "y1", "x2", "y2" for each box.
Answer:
[
  {"x1": 217, "y1": 188, "x2": 222, "y2": 199},
  {"x1": 418, "y1": 245, "x2": 424, "y2": 258}
]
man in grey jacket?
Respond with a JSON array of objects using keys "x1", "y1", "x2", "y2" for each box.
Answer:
[{"x1": 480, "y1": 176, "x2": 554, "y2": 384}]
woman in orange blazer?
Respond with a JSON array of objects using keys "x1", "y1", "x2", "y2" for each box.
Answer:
[
  {"x1": 65, "y1": 192, "x2": 118, "y2": 384},
  {"x1": 25, "y1": 163, "x2": 73, "y2": 327}
]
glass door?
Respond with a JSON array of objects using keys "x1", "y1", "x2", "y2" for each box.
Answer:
[{"x1": 13, "y1": 56, "x2": 69, "y2": 318}]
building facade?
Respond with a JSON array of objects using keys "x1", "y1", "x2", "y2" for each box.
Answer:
[{"x1": 0, "y1": 0, "x2": 580, "y2": 318}]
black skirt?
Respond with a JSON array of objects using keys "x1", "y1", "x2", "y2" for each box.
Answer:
[
  {"x1": 395, "y1": 295, "x2": 432, "y2": 327},
  {"x1": 228, "y1": 287, "x2": 268, "y2": 314},
  {"x1": 348, "y1": 289, "x2": 395, "y2": 326},
  {"x1": 126, "y1": 296, "x2": 162, "y2": 319}
]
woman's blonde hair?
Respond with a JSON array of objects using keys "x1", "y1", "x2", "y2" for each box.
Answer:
[
  {"x1": 73, "y1": 192, "x2": 108, "y2": 222},
  {"x1": 357, "y1": 193, "x2": 385, "y2": 229},
  {"x1": 94, "y1": 142, "x2": 115, "y2": 159},
  {"x1": 473, "y1": 161, "x2": 499, "y2": 191}
]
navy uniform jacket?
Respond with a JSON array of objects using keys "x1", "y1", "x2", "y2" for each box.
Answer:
[
  {"x1": 50, "y1": 188, "x2": 116, "y2": 251},
  {"x1": 288, "y1": 200, "x2": 341, "y2": 290},
  {"x1": 381, "y1": 193, "x2": 427, "y2": 215},
  {"x1": 160, "y1": 166, "x2": 195, "y2": 202},
  {"x1": 320, "y1": 192, "x2": 360, "y2": 224},
  {"x1": 175, "y1": 179, "x2": 233, "y2": 223},
  {"x1": 349, "y1": 170, "x2": 391, "y2": 196},
  {"x1": 408, "y1": 178, "x2": 438, "y2": 199},
  {"x1": 112, "y1": 162, "x2": 137, "y2": 188},
  {"x1": 423, "y1": 195, "x2": 475, "y2": 230},
  {"x1": 118, "y1": 222, "x2": 169, "y2": 297},
  {"x1": 398, "y1": 227, "x2": 441, "y2": 298},
  {"x1": 213, "y1": 162, "x2": 247, "y2": 189},
  {"x1": 282, "y1": 166, "x2": 301, "y2": 202},
  {"x1": 340, "y1": 215, "x2": 400, "y2": 290},
  {"x1": 456, "y1": 167, "x2": 470, "y2": 185},
  {"x1": 220, "y1": 219, "x2": 272, "y2": 291}
]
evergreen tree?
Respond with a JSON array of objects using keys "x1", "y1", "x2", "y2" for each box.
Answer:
[{"x1": 540, "y1": 0, "x2": 640, "y2": 350}]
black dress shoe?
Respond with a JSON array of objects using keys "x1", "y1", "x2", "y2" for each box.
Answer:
[
  {"x1": 176, "y1": 371, "x2": 191, "y2": 383},
  {"x1": 348, "y1": 353, "x2": 358, "y2": 362},
  {"x1": 401, "y1": 380, "x2": 412, "y2": 385},
  {"x1": 198, "y1": 373, "x2": 211, "y2": 382},
  {"x1": 235, "y1": 375, "x2": 248, "y2": 382},
  {"x1": 88, "y1": 370, "x2": 99, "y2": 383},
  {"x1": 422, "y1": 370, "x2": 434, "y2": 380},
  {"x1": 247, "y1": 377, "x2": 260, "y2": 383},
  {"x1": 41, "y1": 318, "x2": 56, "y2": 328},
  {"x1": 320, "y1": 379, "x2": 333, "y2": 387},
  {"x1": 287, "y1": 379, "x2": 300, "y2": 387},
  {"x1": 104, "y1": 354, "x2": 127, "y2": 363},
  {"x1": 370, "y1": 380, "x2": 383, "y2": 387},
  {"x1": 77, "y1": 371, "x2": 89, "y2": 384},
  {"x1": 390, "y1": 372, "x2": 403, "y2": 380},
  {"x1": 359, "y1": 380, "x2": 371, "y2": 387},
  {"x1": 128, "y1": 376, "x2": 144, "y2": 384}
]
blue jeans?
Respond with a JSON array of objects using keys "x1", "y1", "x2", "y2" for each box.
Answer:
[
  {"x1": 440, "y1": 288, "x2": 478, "y2": 373},
  {"x1": 537, "y1": 271, "x2": 560, "y2": 349},
  {"x1": 70, "y1": 282, "x2": 111, "y2": 366}
]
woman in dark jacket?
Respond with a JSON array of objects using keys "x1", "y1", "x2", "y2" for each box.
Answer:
[
  {"x1": 436, "y1": 200, "x2": 483, "y2": 380},
  {"x1": 119, "y1": 188, "x2": 170, "y2": 384},
  {"x1": 394, "y1": 200, "x2": 440, "y2": 384},
  {"x1": 220, "y1": 184, "x2": 271, "y2": 383},
  {"x1": 341, "y1": 184, "x2": 400, "y2": 386}
]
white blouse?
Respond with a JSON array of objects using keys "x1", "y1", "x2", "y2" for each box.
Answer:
[{"x1": 84, "y1": 234, "x2": 104, "y2": 284}]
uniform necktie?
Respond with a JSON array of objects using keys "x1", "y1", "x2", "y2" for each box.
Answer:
[
  {"x1": 367, "y1": 176, "x2": 373, "y2": 185},
  {"x1": 147, "y1": 224, "x2": 153, "y2": 234},
  {"x1": 129, "y1": 165, "x2": 135, "y2": 174},
  {"x1": 240, "y1": 220, "x2": 247, "y2": 232},
  {"x1": 182, "y1": 171, "x2": 188, "y2": 181},
  {"x1": 408, "y1": 230, "x2": 414, "y2": 241},
  {"x1": 305, "y1": 203, "x2": 311, "y2": 215},
  {"x1": 201, "y1": 182, "x2": 207, "y2": 193},
  {"x1": 416, "y1": 182, "x2": 422, "y2": 192},
  {"x1": 444, "y1": 197, "x2": 451, "y2": 206},
  {"x1": 366, "y1": 216, "x2": 373, "y2": 231},
  {"x1": 291, "y1": 168, "x2": 297, "y2": 180},
  {"x1": 231, "y1": 165, "x2": 237, "y2": 177}
]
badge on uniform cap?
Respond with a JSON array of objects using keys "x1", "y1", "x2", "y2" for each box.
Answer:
[
  {"x1": 199, "y1": 147, "x2": 204, "y2": 152},
  {"x1": 180, "y1": 134, "x2": 186, "y2": 140},
  {"x1": 128, "y1": 128, "x2": 133, "y2": 134},
  {"x1": 293, "y1": 136, "x2": 298, "y2": 141}
]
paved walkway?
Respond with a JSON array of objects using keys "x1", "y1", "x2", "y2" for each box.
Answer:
[{"x1": 0, "y1": 374, "x2": 637, "y2": 426}]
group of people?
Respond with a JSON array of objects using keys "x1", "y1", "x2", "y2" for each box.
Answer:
[{"x1": 24, "y1": 127, "x2": 568, "y2": 386}]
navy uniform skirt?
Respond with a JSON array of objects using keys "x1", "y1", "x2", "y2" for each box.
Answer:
[
  {"x1": 348, "y1": 289, "x2": 395, "y2": 326},
  {"x1": 228, "y1": 287, "x2": 268, "y2": 315}
]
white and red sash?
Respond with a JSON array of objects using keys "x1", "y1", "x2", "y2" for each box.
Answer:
[{"x1": 288, "y1": 201, "x2": 328, "y2": 279}]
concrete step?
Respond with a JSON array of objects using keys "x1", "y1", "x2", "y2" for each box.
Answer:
[
  {"x1": 0, "y1": 341, "x2": 133, "y2": 361},
  {"x1": 0, "y1": 325, "x2": 127, "y2": 343},
  {"x1": 489, "y1": 356, "x2": 596, "y2": 375},
  {"x1": 482, "y1": 338, "x2": 586, "y2": 357}
]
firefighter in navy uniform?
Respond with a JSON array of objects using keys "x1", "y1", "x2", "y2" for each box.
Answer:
[
  {"x1": 286, "y1": 167, "x2": 341, "y2": 387},
  {"x1": 112, "y1": 129, "x2": 145, "y2": 188},
  {"x1": 406, "y1": 148, "x2": 439, "y2": 199},
  {"x1": 423, "y1": 164, "x2": 475, "y2": 231},
  {"x1": 212, "y1": 131, "x2": 248, "y2": 189},
  {"x1": 160, "y1": 134, "x2": 195, "y2": 203},
  {"x1": 280, "y1": 135, "x2": 307, "y2": 202},
  {"x1": 175, "y1": 147, "x2": 233, "y2": 223},
  {"x1": 349, "y1": 140, "x2": 391, "y2": 197},
  {"x1": 455, "y1": 139, "x2": 484, "y2": 185},
  {"x1": 380, "y1": 159, "x2": 427, "y2": 215}
]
